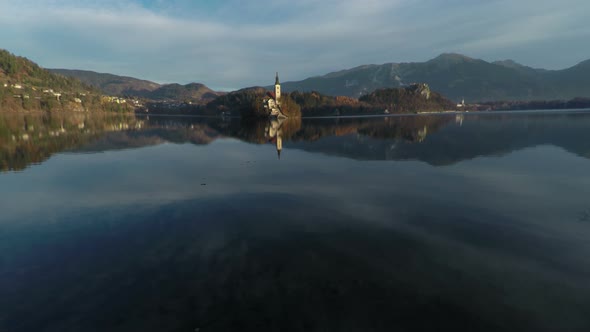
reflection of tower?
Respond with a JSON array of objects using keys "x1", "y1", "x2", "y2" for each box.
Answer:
[
  {"x1": 275, "y1": 72, "x2": 281, "y2": 101},
  {"x1": 267, "y1": 118, "x2": 284, "y2": 160},
  {"x1": 455, "y1": 114, "x2": 464, "y2": 126},
  {"x1": 417, "y1": 125, "x2": 428, "y2": 142},
  {"x1": 277, "y1": 134, "x2": 282, "y2": 159}
]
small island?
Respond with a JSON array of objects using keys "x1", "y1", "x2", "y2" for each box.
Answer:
[{"x1": 201, "y1": 80, "x2": 454, "y2": 118}]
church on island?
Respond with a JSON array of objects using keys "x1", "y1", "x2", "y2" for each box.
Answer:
[{"x1": 263, "y1": 72, "x2": 288, "y2": 118}]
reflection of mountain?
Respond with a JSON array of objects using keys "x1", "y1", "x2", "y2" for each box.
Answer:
[
  {"x1": 291, "y1": 113, "x2": 590, "y2": 165},
  {"x1": 3, "y1": 111, "x2": 590, "y2": 171},
  {"x1": 76, "y1": 121, "x2": 222, "y2": 153}
]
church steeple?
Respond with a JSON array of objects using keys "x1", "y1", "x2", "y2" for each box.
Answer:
[{"x1": 274, "y1": 72, "x2": 281, "y2": 101}]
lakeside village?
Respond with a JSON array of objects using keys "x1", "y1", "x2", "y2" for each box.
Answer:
[{"x1": 1, "y1": 81, "x2": 143, "y2": 112}]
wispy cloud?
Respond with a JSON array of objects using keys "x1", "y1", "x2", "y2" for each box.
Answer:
[{"x1": 0, "y1": 0, "x2": 588, "y2": 89}]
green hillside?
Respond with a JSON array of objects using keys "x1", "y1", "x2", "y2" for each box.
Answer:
[
  {"x1": 1, "y1": 50, "x2": 88, "y2": 93},
  {"x1": 0, "y1": 49, "x2": 134, "y2": 112}
]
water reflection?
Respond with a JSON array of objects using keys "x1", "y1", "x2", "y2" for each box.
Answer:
[
  {"x1": 3, "y1": 111, "x2": 590, "y2": 171},
  {"x1": 0, "y1": 113, "x2": 141, "y2": 171},
  {"x1": 265, "y1": 118, "x2": 284, "y2": 159},
  {"x1": 1, "y1": 111, "x2": 590, "y2": 331}
]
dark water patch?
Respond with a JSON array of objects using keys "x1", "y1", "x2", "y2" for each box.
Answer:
[{"x1": 2, "y1": 194, "x2": 589, "y2": 331}]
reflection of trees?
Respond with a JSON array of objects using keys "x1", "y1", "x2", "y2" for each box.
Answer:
[
  {"x1": 204, "y1": 117, "x2": 302, "y2": 146},
  {"x1": 357, "y1": 116, "x2": 451, "y2": 142},
  {"x1": 291, "y1": 113, "x2": 590, "y2": 165},
  {"x1": 0, "y1": 114, "x2": 450, "y2": 171},
  {"x1": 0, "y1": 113, "x2": 140, "y2": 172},
  {"x1": 286, "y1": 116, "x2": 452, "y2": 144},
  {"x1": 5, "y1": 112, "x2": 590, "y2": 170}
]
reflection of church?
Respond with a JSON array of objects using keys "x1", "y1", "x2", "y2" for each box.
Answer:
[
  {"x1": 265, "y1": 118, "x2": 284, "y2": 159},
  {"x1": 263, "y1": 73, "x2": 287, "y2": 119},
  {"x1": 417, "y1": 125, "x2": 428, "y2": 142}
]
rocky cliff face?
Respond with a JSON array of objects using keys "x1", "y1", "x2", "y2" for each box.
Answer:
[{"x1": 408, "y1": 83, "x2": 430, "y2": 100}]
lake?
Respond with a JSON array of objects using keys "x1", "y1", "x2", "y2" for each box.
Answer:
[{"x1": 1, "y1": 111, "x2": 590, "y2": 331}]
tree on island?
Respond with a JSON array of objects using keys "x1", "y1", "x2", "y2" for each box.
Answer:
[
  {"x1": 359, "y1": 84, "x2": 455, "y2": 113},
  {"x1": 204, "y1": 87, "x2": 301, "y2": 118}
]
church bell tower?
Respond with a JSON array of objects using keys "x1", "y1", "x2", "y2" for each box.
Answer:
[{"x1": 274, "y1": 72, "x2": 281, "y2": 101}]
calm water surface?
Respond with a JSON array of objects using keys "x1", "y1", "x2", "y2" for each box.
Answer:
[{"x1": 1, "y1": 111, "x2": 590, "y2": 331}]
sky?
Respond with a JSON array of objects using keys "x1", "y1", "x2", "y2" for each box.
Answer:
[{"x1": 1, "y1": 0, "x2": 589, "y2": 90}]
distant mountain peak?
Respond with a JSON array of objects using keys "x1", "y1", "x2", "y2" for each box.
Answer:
[
  {"x1": 573, "y1": 58, "x2": 590, "y2": 68},
  {"x1": 493, "y1": 59, "x2": 526, "y2": 69},
  {"x1": 185, "y1": 82, "x2": 207, "y2": 88},
  {"x1": 279, "y1": 52, "x2": 590, "y2": 102},
  {"x1": 429, "y1": 53, "x2": 475, "y2": 63}
]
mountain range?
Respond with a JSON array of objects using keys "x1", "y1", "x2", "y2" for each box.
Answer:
[
  {"x1": 277, "y1": 53, "x2": 590, "y2": 102},
  {"x1": 48, "y1": 53, "x2": 590, "y2": 103},
  {"x1": 49, "y1": 69, "x2": 222, "y2": 104}
]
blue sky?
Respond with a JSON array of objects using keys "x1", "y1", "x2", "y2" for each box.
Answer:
[{"x1": 1, "y1": 0, "x2": 589, "y2": 90}]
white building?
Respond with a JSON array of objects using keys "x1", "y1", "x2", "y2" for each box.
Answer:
[
  {"x1": 274, "y1": 72, "x2": 281, "y2": 101},
  {"x1": 263, "y1": 72, "x2": 287, "y2": 118}
]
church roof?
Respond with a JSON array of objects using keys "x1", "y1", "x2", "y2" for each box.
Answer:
[{"x1": 275, "y1": 72, "x2": 280, "y2": 85}]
